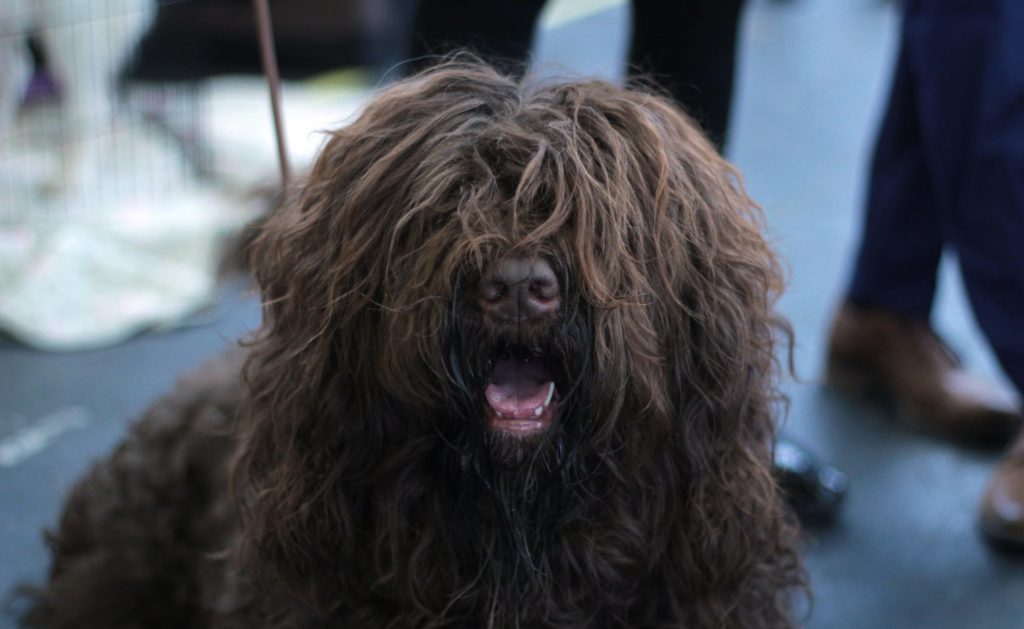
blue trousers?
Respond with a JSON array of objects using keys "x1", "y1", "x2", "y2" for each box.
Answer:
[{"x1": 847, "y1": 0, "x2": 1024, "y2": 392}]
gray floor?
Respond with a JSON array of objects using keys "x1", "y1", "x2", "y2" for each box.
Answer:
[{"x1": 3, "y1": 1, "x2": 1024, "y2": 627}]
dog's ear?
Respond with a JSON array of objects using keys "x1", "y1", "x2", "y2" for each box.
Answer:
[
  {"x1": 232, "y1": 67, "x2": 521, "y2": 610},
  {"x1": 246, "y1": 64, "x2": 529, "y2": 412},
  {"x1": 645, "y1": 96, "x2": 788, "y2": 449},
  {"x1": 626, "y1": 94, "x2": 800, "y2": 625},
  {"x1": 526, "y1": 82, "x2": 789, "y2": 439},
  {"x1": 531, "y1": 84, "x2": 800, "y2": 624},
  {"x1": 582, "y1": 85, "x2": 789, "y2": 482}
]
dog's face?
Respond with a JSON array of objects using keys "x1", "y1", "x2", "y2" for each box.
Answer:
[
  {"x1": 240, "y1": 63, "x2": 799, "y2": 627},
  {"x1": 255, "y1": 69, "x2": 778, "y2": 439}
]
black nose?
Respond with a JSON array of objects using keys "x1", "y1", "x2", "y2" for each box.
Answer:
[{"x1": 479, "y1": 257, "x2": 561, "y2": 321}]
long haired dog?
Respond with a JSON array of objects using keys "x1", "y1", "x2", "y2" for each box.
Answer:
[{"x1": 23, "y1": 62, "x2": 804, "y2": 627}]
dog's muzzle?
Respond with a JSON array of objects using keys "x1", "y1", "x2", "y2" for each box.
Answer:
[{"x1": 477, "y1": 256, "x2": 563, "y2": 436}]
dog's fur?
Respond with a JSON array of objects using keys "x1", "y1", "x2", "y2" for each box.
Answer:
[{"x1": 23, "y1": 62, "x2": 804, "y2": 628}]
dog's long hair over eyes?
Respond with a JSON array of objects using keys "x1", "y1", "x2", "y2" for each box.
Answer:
[{"x1": 236, "y1": 61, "x2": 804, "y2": 628}]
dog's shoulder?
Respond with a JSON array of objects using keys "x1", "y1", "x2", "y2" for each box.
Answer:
[{"x1": 21, "y1": 348, "x2": 248, "y2": 628}]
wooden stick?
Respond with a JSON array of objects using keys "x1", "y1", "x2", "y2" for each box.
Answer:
[{"x1": 253, "y1": 0, "x2": 291, "y2": 186}]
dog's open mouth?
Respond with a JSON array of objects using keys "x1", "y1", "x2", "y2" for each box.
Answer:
[{"x1": 485, "y1": 355, "x2": 559, "y2": 436}]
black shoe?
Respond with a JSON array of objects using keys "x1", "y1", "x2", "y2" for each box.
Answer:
[{"x1": 774, "y1": 438, "x2": 848, "y2": 527}]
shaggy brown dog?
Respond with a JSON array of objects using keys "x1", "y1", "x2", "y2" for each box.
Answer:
[{"x1": 23, "y1": 62, "x2": 804, "y2": 628}]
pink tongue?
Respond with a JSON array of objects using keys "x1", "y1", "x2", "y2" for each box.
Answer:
[{"x1": 485, "y1": 358, "x2": 553, "y2": 419}]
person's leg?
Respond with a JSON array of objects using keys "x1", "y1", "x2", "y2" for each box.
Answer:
[
  {"x1": 948, "y1": 0, "x2": 1024, "y2": 548},
  {"x1": 845, "y1": 23, "x2": 943, "y2": 317},
  {"x1": 406, "y1": 0, "x2": 547, "y2": 77},
  {"x1": 828, "y1": 0, "x2": 1020, "y2": 444},
  {"x1": 949, "y1": 1, "x2": 1024, "y2": 393},
  {"x1": 628, "y1": 0, "x2": 744, "y2": 151}
]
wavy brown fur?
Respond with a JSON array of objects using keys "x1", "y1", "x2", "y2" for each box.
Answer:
[{"x1": 23, "y1": 61, "x2": 804, "y2": 628}]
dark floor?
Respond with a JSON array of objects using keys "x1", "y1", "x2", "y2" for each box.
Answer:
[{"x1": 4, "y1": 1, "x2": 1024, "y2": 628}]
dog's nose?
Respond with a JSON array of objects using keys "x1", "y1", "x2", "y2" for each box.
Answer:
[{"x1": 479, "y1": 257, "x2": 561, "y2": 321}]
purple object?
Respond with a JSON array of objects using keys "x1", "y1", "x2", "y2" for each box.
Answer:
[{"x1": 23, "y1": 71, "x2": 61, "y2": 105}]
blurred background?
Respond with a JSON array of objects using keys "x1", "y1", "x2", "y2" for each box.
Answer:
[{"x1": 2, "y1": 1, "x2": 1023, "y2": 627}]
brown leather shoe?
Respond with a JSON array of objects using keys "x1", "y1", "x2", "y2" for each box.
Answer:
[
  {"x1": 826, "y1": 303, "x2": 1021, "y2": 445},
  {"x1": 980, "y1": 431, "x2": 1024, "y2": 549}
]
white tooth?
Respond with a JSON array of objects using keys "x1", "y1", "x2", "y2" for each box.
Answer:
[
  {"x1": 543, "y1": 382, "x2": 555, "y2": 407},
  {"x1": 534, "y1": 406, "x2": 543, "y2": 417}
]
